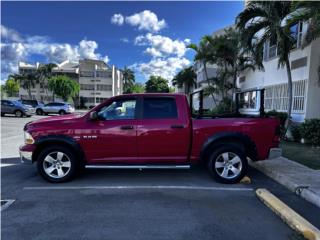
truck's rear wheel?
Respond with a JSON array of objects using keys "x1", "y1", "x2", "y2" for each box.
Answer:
[
  {"x1": 37, "y1": 145, "x2": 77, "y2": 183},
  {"x1": 207, "y1": 144, "x2": 247, "y2": 184}
]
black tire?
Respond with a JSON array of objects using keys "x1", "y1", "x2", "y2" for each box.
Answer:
[
  {"x1": 37, "y1": 145, "x2": 78, "y2": 183},
  {"x1": 36, "y1": 109, "x2": 43, "y2": 115},
  {"x1": 59, "y1": 110, "x2": 66, "y2": 115},
  {"x1": 14, "y1": 110, "x2": 23, "y2": 117},
  {"x1": 207, "y1": 144, "x2": 248, "y2": 184},
  {"x1": 1, "y1": 113, "x2": 4, "y2": 117}
]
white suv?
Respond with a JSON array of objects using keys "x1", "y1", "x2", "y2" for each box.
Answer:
[{"x1": 36, "y1": 102, "x2": 75, "y2": 115}]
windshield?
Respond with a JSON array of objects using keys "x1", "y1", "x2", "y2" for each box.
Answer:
[{"x1": 13, "y1": 101, "x2": 23, "y2": 106}]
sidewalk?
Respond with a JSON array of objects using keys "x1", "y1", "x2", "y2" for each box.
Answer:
[{"x1": 250, "y1": 157, "x2": 320, "y2": 208}]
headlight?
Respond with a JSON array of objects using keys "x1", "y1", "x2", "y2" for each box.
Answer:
[{"x1": 24, "y1": 131, "x2": 34, "y2": 144}]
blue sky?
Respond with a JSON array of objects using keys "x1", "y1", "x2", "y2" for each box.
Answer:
[{"x1": 1, "y1": 1, "x2": 244, "y2": 83}]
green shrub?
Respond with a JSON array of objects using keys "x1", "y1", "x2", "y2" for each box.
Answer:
[
  {"x1": 210, "y1": 98, "x2": 233, "y2": 115},
  {"x1": 301, "y1": 119, "x2": 320, "y2": 146},
  {"x1": 266, "y1": 110, "x2": 288, "y2": 127},
  {"x1": 290, "y1": 125, "x2": 302, "y2": 142}
]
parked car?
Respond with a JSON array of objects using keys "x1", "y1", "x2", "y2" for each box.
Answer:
[
  {"x1": 20, "y1": 90, "x2": 281, "y2": 183},
  {"x1": 1, "y1": 100, "x2": 35, "y2": 117},
  {"x1": 36, "y1": 102, "x2": 75, "y2": 115},
  {"x1": 18, "y1": 99, "x2": 44, "y2": 115}
]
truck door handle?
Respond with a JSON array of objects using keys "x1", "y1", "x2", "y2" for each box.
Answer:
[
  {"x1": 120, "y1": 125, "x2": 134, "y2": 130},
  {"x1": 171, "y1": 125, "x2": 184, "y2": 129}
]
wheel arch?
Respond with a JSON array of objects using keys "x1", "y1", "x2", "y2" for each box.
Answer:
[
  {"x1": 200, "y1": 132, "x2": 258, "y2": 163},
  {"x1": 32, "y1": 135, "x2": 86, "y2": 165}
]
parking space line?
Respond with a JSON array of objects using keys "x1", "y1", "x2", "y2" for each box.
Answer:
[
  {"x1": 0, "y1": 163, "x2": 17, "y2": 168},
  {"x1": 23, "y1": 185, "x2": 254, "y2": 191}
]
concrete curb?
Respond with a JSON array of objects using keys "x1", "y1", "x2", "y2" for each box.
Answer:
[
  {"x1": 249, "y1": 159, "x2": 320, "y2": 208},
  {"x1": 256, "y1": 188, "x2": 320, "y2": 240}
]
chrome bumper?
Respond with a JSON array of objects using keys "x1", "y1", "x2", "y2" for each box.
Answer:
[
  {"x1": 268, "y1": 148, "x2": 282, "y2": 159},
  {"x1": 20, "y1": 150, "x2": 33, "y2": 164}
]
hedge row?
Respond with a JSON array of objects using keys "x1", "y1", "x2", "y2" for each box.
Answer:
[
  {"x1": 266, "y1": 110, "x2": 320, "y2": 146},
  {"x1": 291, "y1": 119, "x2": 320, "y2": 146}
]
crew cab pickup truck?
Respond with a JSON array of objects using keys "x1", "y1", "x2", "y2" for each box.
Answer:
[{"x1": 20, "y1": 91, "x2": 281, "y2": 183}]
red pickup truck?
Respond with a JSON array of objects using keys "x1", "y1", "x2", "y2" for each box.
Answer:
[{"x1": 20, "y1": 92, "x2": 281, "y2": 183}]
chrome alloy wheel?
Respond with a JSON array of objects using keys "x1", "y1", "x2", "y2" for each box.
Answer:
[
  {"x1": 43, "y1": 151, "x2": 71, "y2": 179},
  {"x1": 214, "y1": 152, "x2": 242, "y2": 179}
]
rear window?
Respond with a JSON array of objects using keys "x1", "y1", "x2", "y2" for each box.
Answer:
[
  {"x1": 22, "y1": 100, "x2": 38, "y2": 107},
  {"x1": 143, "y1": 97, "x2": 178, "y2": 119}
]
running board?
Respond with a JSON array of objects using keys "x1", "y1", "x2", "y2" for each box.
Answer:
[{"x1": 85, "y1": 164, "x2": 190, "y2": 169}]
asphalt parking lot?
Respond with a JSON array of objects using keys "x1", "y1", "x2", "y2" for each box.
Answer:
[{"x1": 1, "y1": 115, "x2": 320, "y2": 240}]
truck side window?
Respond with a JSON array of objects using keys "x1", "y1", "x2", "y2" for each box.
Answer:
[
  {"x1": 98, "y1": 99, "x2": 136, "y2": 120},
  {"x1": 143, "y1": 98, "x2": 178, "y2": 119}
]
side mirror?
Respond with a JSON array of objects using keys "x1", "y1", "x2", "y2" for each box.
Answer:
[{"x1": 89, "y1": 111, "x2": 98, "y2": 120}]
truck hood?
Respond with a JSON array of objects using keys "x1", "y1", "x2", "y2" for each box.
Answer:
[{"x1": 24, "y1": 114, "x2": 85, "y2": 131}]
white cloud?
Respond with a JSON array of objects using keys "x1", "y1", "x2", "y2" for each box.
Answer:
[
  {"x1": 120, "y1": 38, "x2": 129, "y2": 43},
  {"x1": 1, "y1": 25, "x2": 23, "y2": 42},
  {"x1": 125, "y1": 10, "x2": 166, "y2": 32},
  {"x1": 111, "y1": 13, "x2": 124, "y2": 26},
  {"x1": 112, "y1": 10, "x2": 166, "y2": 33},
  {"x1": 145, "y1": 47, "x2": 162, "y2": 57},
  {"x1": 1, "y1": 25, "x2": 109, "y2": 81},
  {"x1": 135, "y1": 33, "x2": 189, "y2": 57},
  {"x1": 131, "y1": 57, "x2": 190, "y2": 81}
]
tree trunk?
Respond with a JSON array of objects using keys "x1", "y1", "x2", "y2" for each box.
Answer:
[
  {"x1": 28, "y1": 87, "x2": 32, "y2": 99},
  {"x1": 203, "y1": 63, "x2": 217, "y2": 106},
  {"x1": 231, "y1": 69, "x2": 237, "y2": 112},
  {"x1": 284, "y1": 58, "x2": 293, "y2": 137}
]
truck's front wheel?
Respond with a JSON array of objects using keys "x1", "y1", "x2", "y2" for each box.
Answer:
[
  {"x1": 37, "y1": 145, "x2": 77, "y2": 183},
  {"x1": 207, "y1": 144, "x2": 247, "y2": 184}
]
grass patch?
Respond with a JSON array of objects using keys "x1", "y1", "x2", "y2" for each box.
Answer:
[{"x1": 280, "y1": 141, "x2": 320, "y2": 170}]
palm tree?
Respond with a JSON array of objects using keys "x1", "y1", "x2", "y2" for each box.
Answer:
[
  {"x1": 236, "y1": 1, "x2": 296, "y2": 131},
  {"x1": 122, "y1": 67, "x2": 135, "y2": 93},
  {"x1": 37, "y1": 63, "x2": 57, "y2": 95},
  {"x1": 188, "y1": 38, "x2": 218, "y2": 104},
  {"x1": 195, "y1": 29, "x2": 258, "y2": 105},
  {"x1": 172, "y1": 67, "x2": 197, "y2": 95},
  {"x1": 208, "y1": 29, "x2": 260, "y2": 99},
  {"x1": 10, "y1": 73, "x2": 37, "y2": 99}
]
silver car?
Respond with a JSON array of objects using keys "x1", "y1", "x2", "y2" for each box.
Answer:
[
  {"x1": 36, "y1": 102, "x2": 75, "y2": 115},
  {"x1": 1, "y1": 100, "x2": 35, "y2": 117}
]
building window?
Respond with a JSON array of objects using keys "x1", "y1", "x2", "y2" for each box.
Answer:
[
  {"x1": 96, "y1": 71, "x2": 112, "y2": 78},
  {"x1": 96, "y1": 97, "x2": 108, "y2": 103},
  {"x1": 293, "y1": 80, "x2": 306, "y2": 112},
  {"x1": 97, "y1": 84, "x2": 112, "y2": 91},
  {"x1": 80, "y1": 84, "x2": 94, "y2": 90},
  {"x1": 83, "y1": 97, "x2": 95, "y2": 103},
  {"x1": 239, "y1": 76, "x2": 246, "y2": 83},
  {"x1": 80, "y1": 71, "x2": 94, "y2": 77},
  {"x1": 264, "y1": 36, "x2": 277, "y2": 61},
  {"x1": 291, "y1": 21, "x2": 303, "y2": 49},
  {"x1": 264, "y1": 22, "x2": 303, "y2": 61},
  {"x1": 264, "y1": 80, "x2": 306, "y2": 113}
]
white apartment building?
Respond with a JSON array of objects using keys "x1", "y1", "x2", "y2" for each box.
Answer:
[
  {"x1": 238, "y1": 21, "x2": 320, "y2": 122},
  {"x1": 19, "y1": 59, "x2": 123, "y2": 108}
]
